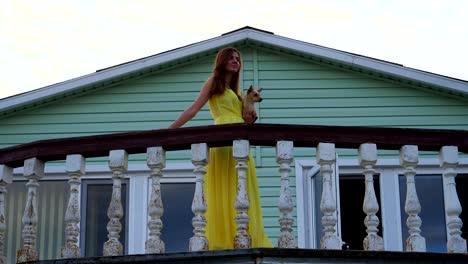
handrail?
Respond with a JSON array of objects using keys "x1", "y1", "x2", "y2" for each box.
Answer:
[{"x1": 1, "y1": 123, "x2": 467, "y2": 167}]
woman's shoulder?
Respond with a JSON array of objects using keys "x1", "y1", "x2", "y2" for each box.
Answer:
[
  {"x1": 206, "y1": 76, "x2": 214, "y2": 83},
  {"x1": 201, "y1": 76, "x2": 215, "y2": 93}
]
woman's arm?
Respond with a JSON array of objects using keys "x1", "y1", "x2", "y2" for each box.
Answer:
[{"x1": 168, "y1": 78, "x2": 213, "y2": 129}]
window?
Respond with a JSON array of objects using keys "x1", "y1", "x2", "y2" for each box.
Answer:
[
  {"x1": 159, "y1": 183, "x2": 195, "y2": 252},
  {"x1": 80, "y1": 179, "x2": 129, "y2": 257},
  {"x1": 296, "y1": 158, "x2": 468, "y2": 252},
  {"x1": 5, "y1": 180, "x2": 68, "y2": 263},
  {"x1": 4, "y1": 162, "x2": 196, "y2": 261},
  {"x1": 339, "y1": 175, "x2": 382, "y2": 250},
  {"x1": 398, "y1": 175, "x2": 446, "y2": 252}
]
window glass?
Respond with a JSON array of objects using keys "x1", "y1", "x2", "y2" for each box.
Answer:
[
  {"x1": 313, "y1": 172, "x2": 323, "y2": 248},
  {"x1": 398, "y1": 175, "x2": 446, "y2": 252},
  {"x1": 5, "y1": 180, "x2": 68, "y2": 263},
  {"x1": 159, "y1": 183, "x2": 195, "y2": 252},
  {"x1": 81, "y1": 180, "x2": 128, "y2": 257}
]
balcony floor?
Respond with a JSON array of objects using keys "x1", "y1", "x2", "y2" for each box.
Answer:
[{"x1": 32, "y1": 248, "x2": 468, "y2": 264}]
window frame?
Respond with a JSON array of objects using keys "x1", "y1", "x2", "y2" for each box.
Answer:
[
  {"x1": 10, "y1": 161, "x2": 196, "y2": 255},
  {"x1": 295, "y1": 157, "x2": 468, "y2": 251}
]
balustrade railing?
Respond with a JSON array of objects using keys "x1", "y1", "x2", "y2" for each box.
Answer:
[{"x1": 0, "y1": 123, "x2": 467, "y2": 263}]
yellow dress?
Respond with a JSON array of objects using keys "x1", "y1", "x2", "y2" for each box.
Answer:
[{"x1": 205, "y1": 87, "x2": 272, "y2": 249}]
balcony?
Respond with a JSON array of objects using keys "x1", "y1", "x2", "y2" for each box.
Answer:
[{"x1": 0, "y1": 123, "x2": 467, "y2": 263}]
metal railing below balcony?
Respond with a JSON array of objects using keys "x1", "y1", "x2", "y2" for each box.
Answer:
[{"x1": 0, "y1": 123, "x2": 467, "y2": 263}]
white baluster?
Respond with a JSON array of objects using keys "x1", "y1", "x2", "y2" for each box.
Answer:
[
  {"x1": 440, "y1": 146, "x2": 467, "y2": 253},
  {"x1": 103, "y1": 150, "x2": 128, "y2": 256},
  {"x1": 276, "y1": 141, "x2": 296, "y2": 248},
  {"x1": 358, "y1": 144, "x2": 384, "y2": 251},
  {"x1": 0, "y1": 165, "x2": 13, "y2": 264},
  {"x1": 146, "y1": 147, "x2": 166, "y2": 254},
  {"x1": 400, "y1": 145, "x2": 426, "y2": 252},
  {"x1": 233, "y1": 140, "x2": 251, "y2": 248},
  {"x1": 189, "y1": 143, "x2": 209, "y2": 251},
  {"x1": 17, "y1": 158, "x2": 44, "y2": 262},
  {"x1": 317, "y1": 143, "x2": 341, "y2": 249},
  {"x1": 61, "y1": 155, "x2": 85, "y2": 258}
]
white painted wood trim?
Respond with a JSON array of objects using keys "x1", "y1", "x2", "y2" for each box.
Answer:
[
  {"x1": 295, "y1": 160, "x2": 307, "y2": 248},
  {"x1": 379, "y1": 168, "x2": 403, "y2": 251},
  {"x1": 128, "y1": 174, "x2": 148, "y2": 254},
  {"x1": 295, "y1": 160, "x2": 320, "y2": 249},
  {"x1": 2, "y1": 28, "x2": 466, "y2": 112},
  {"x1": 12, "y1": 163, "x2": 195, "y2": 181}
]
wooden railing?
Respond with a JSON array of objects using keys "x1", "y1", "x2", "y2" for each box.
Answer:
[{"x1": 0, "y1": 123, "x2": 467, "y2": 262}]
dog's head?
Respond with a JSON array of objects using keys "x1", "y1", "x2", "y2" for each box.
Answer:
[{"x1": 246, "y1": 85, "x2": 263, "y2": 103}]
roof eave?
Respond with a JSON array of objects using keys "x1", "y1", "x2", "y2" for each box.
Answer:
[
  {"x1": 1, "y1": 28, "x2": 467, "y2": 114},
  {"x1": 244, "y1": 30, "x2": 468, "y2": 96},
  {"x1": 0, "y1": 30, "x2": 251, "y2": 113}
]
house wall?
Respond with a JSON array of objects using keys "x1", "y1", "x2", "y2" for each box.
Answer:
[{"x1": 1, "y1": 46, "x2": 468, "y2": 244}]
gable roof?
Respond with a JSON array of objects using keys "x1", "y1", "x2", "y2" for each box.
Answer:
[{"x1": 1, "y1": 26, "x2": 467, "y2": 116}]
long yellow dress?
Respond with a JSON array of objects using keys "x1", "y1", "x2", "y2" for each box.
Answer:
[{"x1": 205, "y1": 87, "x2": 272, "y2": 249}]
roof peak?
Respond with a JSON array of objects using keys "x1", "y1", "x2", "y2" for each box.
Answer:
[
  {"x1": 1, "y1": 28, "x2": 467, "y2": 115},
  {"x1": 221, "y1": 26, "x2": 274, "y2": 36}
]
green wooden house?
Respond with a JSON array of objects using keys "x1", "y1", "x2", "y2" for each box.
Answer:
[{"x1": 0, "y1": 27, "x2": 467, "y2": 263}]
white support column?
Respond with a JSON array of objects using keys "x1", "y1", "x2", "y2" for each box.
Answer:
[
  {"x1": 145, "y1": 147, "x2": 166, "y2": 254},
  {"x1": 0, "y1": 165, "x2": 12, "y2": 264},
  {"x1": 103, "y1": 150, "x2": 128, "y2": 256},
  {"x1": 440, "y1": 146, "x2": 467, "y2": 253},
  {"x1": 400, "y1": 145, "x2": 426, "y2": 252},
  {"x1": 317, "y1": 143, "x2": 341, "y2": 249},
  {"x1": 61, "y1": 154, "x2": 85, "y2": 258},
  {"x1": 17, "y1": 158, "x2": 44, "y2": 262},
  {"x1": 189, "y1": 143, "x2": 209, "y2": 252},
  {"x1": 276, "y1": 141, "x2": 296, "y2": 248},
  {"x1": 358, "y1": 144, "x2": 384, "y2": 251},
  {"x1": 233, "y1": 140, "x2": 251, "y2": 249}
]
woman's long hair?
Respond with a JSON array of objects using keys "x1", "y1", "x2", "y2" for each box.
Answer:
[{"x1": 211, "y1": 47, "x2": 242, "y2": 100}]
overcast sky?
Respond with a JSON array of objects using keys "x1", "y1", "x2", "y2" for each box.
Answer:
[{"x1": 1, "y1": 0, "x2": 467, "y2": 99}]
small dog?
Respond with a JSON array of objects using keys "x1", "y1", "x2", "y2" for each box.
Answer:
[{"x1": 242, "y1": 85, "x2": 263, "y2": 123}]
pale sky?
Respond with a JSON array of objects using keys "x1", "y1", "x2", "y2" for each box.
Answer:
[{"x1": 1, "y1": 0, "x2": 467, "y2": 99}]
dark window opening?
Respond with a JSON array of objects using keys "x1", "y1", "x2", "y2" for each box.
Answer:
[{"x1": 339, "y1": 175, "x2": 382, "y2": 250}]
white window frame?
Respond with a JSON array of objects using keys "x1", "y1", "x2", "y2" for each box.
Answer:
[
  {"x1": 296, "y1": 157, "x2": 468, "y2": 251},
  {"x1": 11, "y1": 162, "x2": 195, "y2": 255}
]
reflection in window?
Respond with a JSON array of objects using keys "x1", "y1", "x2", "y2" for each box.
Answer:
[
  {"x1": 5, "y1": 180, "x2": 68, "y2": 264},
  {"x1": 399, "y1": 175, "x2": 446, "y2": 252},
  {"x1": 81, "y1": 180, "x2": 128, "y2": 257},
  {"x1": 159, "y1": 183, "x2": 195, "y2": 252}
]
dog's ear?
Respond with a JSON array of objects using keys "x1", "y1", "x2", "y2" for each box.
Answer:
[
  {"x1": 257, "y1": 88, "x2": 264, "y2": 92},
  {"x1": 247, "y1": 85, "x2": 254, "y2": 93}
]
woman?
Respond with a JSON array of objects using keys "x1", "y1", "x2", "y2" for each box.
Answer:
[{"x1": 169, "y1": 47, "x2": 272, "y2": 249}]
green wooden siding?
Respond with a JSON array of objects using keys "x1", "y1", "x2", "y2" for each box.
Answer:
[{"x1": 1, "y1": 45, "x2": 468, "y2": 244}]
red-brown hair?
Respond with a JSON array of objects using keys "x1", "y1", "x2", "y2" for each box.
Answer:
[{"x1": 211, "y1": 47, "x2": 242, "y2": 100}]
